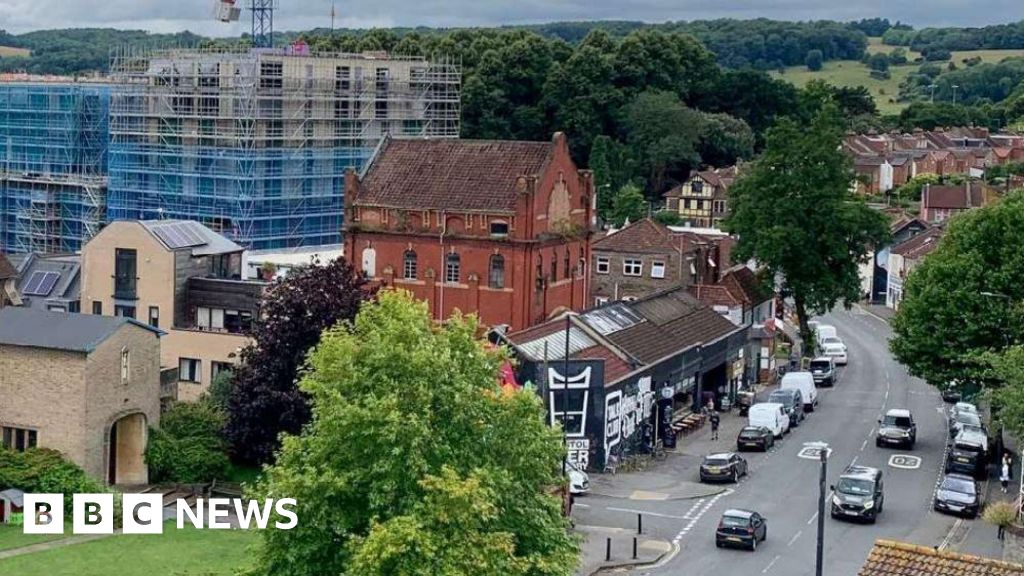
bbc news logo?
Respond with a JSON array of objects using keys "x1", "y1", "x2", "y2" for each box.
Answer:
[{"x1": 23, "y1": 494, "x2": 298, "y2": 534}]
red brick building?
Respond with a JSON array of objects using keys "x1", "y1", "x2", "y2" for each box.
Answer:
[{"x1": 343, "y1": 133, "x2": 594, "y2": 331}]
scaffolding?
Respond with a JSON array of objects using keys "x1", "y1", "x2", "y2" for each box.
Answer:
[
  {"x1": 107, "y1": 47, "x2": 461, "y2": 250},
  {"x1": 0, "y1": 82, "x2": 110, "y2": 253}
]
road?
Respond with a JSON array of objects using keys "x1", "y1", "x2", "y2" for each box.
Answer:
[{"x1": 574, "y1": 306, "x2": 997, "y2": 576}]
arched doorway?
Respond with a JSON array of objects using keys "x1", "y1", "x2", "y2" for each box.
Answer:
[{"x1": 107, "y1": 413, "x2": 148, "y2": 486}]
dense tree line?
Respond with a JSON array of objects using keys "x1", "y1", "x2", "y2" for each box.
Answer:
[
  {"x1": 883, "y1": 21, "x2": 1024, "y2": 53},
  {"x1": 901, "y1": 57, "x2": 1024, "y2": 105},
  {"x1": 0, "y1": 28, "x2": 202, "y2": 74}
]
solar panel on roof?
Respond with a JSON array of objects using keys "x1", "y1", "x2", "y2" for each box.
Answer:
[
  {"x1": 153, "y1": 222, "x2": 205, "y2": 249},
  {"x1": 22, "y1": 271, "x2": 60, "y2": 296}
]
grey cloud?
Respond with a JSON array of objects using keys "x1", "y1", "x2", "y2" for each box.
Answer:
[{"x1": 0, "y1": 0, "x2": 1022, "y2": 35}]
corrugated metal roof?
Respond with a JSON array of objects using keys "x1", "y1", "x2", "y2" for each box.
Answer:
[
  {"x1": 514, "y1": 325, "x2": 596, "y2": 362},
  {"x1": 580, "y1": 303, "x2": 645, "y2": 336}
]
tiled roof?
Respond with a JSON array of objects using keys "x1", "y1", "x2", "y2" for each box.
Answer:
[
  {"x1": 859, "y1": 539, "x2": 1024, "y2": 576},
  {"x1": 0, "y1": 254, "x2": 16, "y2": 280},
  {"x1": 593, "y1": 219, "x2": 680, "y2": 255},
  {"x1": 571, "y1": 345, "x2": 634, "y2": 383},
  {"x1": 687, "y1": 284, "x2": 742, "y2": 309},
  {"x1": 721, "y1": 266, "x2": 771, "y2": 306},
  {"x1": 354, "y1": 136, "x2": 554, "y2": 212},
  {"x1": 891, "y1": 227, "x2": 944, "y2": 259},
  {"x1": 922, "y1": 183, "x2": 988, "y2": 210}
]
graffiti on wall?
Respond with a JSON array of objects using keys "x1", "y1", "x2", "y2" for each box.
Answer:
[
  {"x1": 547, "y1": 367, "x2": 591, "y2": 437},
  {"x1": 604, "y1": 376, "x2": 654, "y2": 457}
]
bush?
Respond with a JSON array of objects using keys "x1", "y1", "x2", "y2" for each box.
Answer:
[
  {"x1": 146, "y1": 401, "x2": 230, "y2": 483},
  {"x1": 0, "y1": 448, "x2": 104, "y2": 508},
  {"x1": 205, "y1": 369, "x2": 234, "y2": 413},
  {"x1": 869, "y1": 53, "x2": 891, "y2": 72},
  {"x1": 925, "y1": 48, "x2": 952, "y2": 62},
  {"x1": 983, "y1": 501, "x2": 1017, "y2": 528},
  {"x1": 869, "y1": 69, "x2": 891, "y2": 80},
  {"x1": 805, "y1": 49, "x2": 823, "y2": 71},
  {"x1": 653, "y1": 210, "x2": 683, "y2": 226}
]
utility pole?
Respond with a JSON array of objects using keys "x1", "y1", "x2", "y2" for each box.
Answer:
[{"x1": 804, "y1": 441, "x2": 829, "y2": 576}]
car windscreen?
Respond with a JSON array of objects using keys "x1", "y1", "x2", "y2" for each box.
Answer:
[
  {"x1": 768, "y1": 393, "x2": 792, "y2": 406},
  {"x1": 809, "y1": 361, "x2": 831, "y2": 370},
  {"x1": 739, "y1": 429, "x2": 763, "y2": 438},
  {"x1": 836, "y1": 477, "x2": 874, "y2": 495},
  {"x1": 822, "y1": 337, "x2": 841, "y2": 345},
  {"x1": 882, "y1": 415, "x2": 912, "y2": 427},
  {"x1": 704, "y1": 458, "x2": 730, "y2": 467},
  {"x1": 955, "y1": 413, "x2": 981, "y2": 427},
  {"x1": 953, "y1": 442, "x2": 983, "y2": 454},
  {"x1": 940, "y1": 477, "x2": 975, "y2": 494},
  {"x1": 721, "y1": 515, "x2": 750, "y2": 527}
]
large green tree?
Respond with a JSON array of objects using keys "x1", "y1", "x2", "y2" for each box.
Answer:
[
  {"x1": 621, "y1": 90, "x2": 701, "y2": 193},
  {"x1": 891, "y1": 191, "x2": 1024, "y2": 390},
  {"x1": 724, "y1": 107, "x2": 890, "y2": 347},
  {"x1": 249, "y1": 291, "x2": 577, "y2": 576}
]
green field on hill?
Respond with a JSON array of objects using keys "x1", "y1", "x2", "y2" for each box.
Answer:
[
  {"x1": 773, "y1": 38, "x2": 1024, "y2": 115},
  {"x1": 0, "y1": 46, "x2": 30, "y2": 58}
]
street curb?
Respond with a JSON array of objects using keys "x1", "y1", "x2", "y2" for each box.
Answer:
[
  {"x1": 586, "y1": 485, "x2": 726, "y2": 501},
  {"x1": 587, "y1": 544, "x2": 674, "y2": 576}
]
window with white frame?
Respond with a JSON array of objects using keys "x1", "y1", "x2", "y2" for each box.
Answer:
[
  {"x1": 445, "y1": 253, "x2": 461, "y2": 283},
  {"x1": 623, "y1": 259, "x2": 643, "y2": 276},
  {"x1": 403, "y1": 250, "x2": 417, "y2": 280},
  {"x1": 651, "y1": 261, "x2": 666, "y2": 279},
  {"x1": 179, "y1": 358, "x2": 201, "y2": 383},
  {"x1": 595, "y1": 297, "x2": 609, "y2": 306},
  {"x1": 596, "y1": 256, "x2": 610, "y2": 274},
  {"x1": 120, "y1": 347, "x2": 130, "y2": 383}
]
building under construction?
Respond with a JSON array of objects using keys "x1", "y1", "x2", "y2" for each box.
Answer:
[
  {"x1": 0, "y1": 81, "x2": 110, "y2": 253},
  {"x1": 107, "y1": 47, "x2": 461, "y2": 250}
]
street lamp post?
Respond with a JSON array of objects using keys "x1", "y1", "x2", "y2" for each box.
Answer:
[{"x1": 805, "y1": 441, "x2": 829, "y2": 576}]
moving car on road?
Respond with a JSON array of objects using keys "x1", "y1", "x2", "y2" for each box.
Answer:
[
  {"x1": 736, "y1": 426, "x2": 775, "y2": 452},
  {"x1": 876, "y1": 409, "x2": 917, "y2": 449},
  {"x1": 947, "y1": 429, "x2": 989, "y2": 479},
  {"x1": 700, "y1": 452, "x2": 749, "y2": 484},
  {"x1": 809, "y1": 357, "x2": 836, "y2": 387},
  {"x1": 715, "y1": 509, "x2": 767, "y2": 551},
  {"x1": 822, "y1": 343, "x2": 848, "y2": 366},
  {"x1": 768, "y1": 388, "x2": 805, "y2": 427},
  {"x1": 780, "y1": 372, "x2": 818, "y2": 411},
  {"x1": 934, "y1": 473, "x2": 982, "y2": 518},
  {"x1": 831, "y1": 465, "x2": 885, "y2": 523},
  {"x1": 748, "y1": 402, "x2": 790, "y2": 438}
]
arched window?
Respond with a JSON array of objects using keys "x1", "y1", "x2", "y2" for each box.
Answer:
[
  {"x1": 550, "y1": 250, "x2": 558, "y2": 281},
  {"x1": 445, "y1": 253, "x2": 461, "y2": 284},
  {"x1": 489, "y1": 254, "x2": 505, "y2": 289},
  {"x1": 564, "y1": 250, "x2": 571, "y2": 279},
  {"x1": 403, "y1": 250, "x2": 417, "y2": 280},
  {"x1": 361, "y1": 247, "x2": 376, "y2": 278}
]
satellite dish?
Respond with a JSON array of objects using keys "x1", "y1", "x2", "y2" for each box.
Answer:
[{"x1": 214, "y1": 0, "x2": 241, "y2": 22}]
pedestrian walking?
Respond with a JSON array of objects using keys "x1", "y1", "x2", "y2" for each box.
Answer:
[
  {"x1": 1001, "y1": 460, "x2": 1011, "y2": 494},
  {"x1": 999, "y1": 522, "x2": 1006, "y2": 541},
  {"x1": 710, "y1": 411, "x2": 720, "y2": 441}
]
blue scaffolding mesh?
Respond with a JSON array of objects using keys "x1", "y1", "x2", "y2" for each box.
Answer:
[{"x1": 0, "y1": 82, "x2": 109, "y2": 253}]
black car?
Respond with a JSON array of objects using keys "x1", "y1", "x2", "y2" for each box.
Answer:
[
  {"x1": 808, "y1": 358, "x2": 836, "y2": 387},
  {"x1": 934, "y1": 473, "x2": 982, "y2": 518},
  {"x1": 876, "y1": 409, "x2": 917, "y2": 449},
  {"x1": 941, "y1": 385, "x2": 963, "y2": 403},
  {"x1": 737, "y1": 426, "x2": 775, "y2": 452},
  {"x1": 946, "y1": 431, "x2": 988, "y2": 479},
  {"x1": 768, "y1": 389, "x2": 805, "y2": 427},
  {"x1": 715, "y1": 509, "x2": 767, "y2": 551},
  {"x1": 700, "y1": 452, "x2": 749, "y2": 483},
  {"x1": 830, "y1": 466, "x2": 884, "y2": 523}
]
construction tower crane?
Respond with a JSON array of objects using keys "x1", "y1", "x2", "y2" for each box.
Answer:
[{"x1": 215, "y1": 0, "x2": 275, "y2": 49}]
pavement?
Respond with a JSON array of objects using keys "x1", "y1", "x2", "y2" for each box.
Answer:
[
  {"x1": 570, "y1": 305, "x2": 998, "y2": 576},
  {"x1": 575, "y1": 525, "x2": 672, "y2": 576}
]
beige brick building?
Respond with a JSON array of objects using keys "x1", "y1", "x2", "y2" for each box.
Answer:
[
  {"x1": 0, "y1": 307, "x2": 162, "y2": 484},
  {"x1": 80, "y1": 220, "x2": 265, "y2": 401}
]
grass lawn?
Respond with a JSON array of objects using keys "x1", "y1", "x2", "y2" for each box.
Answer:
[
  {"x1": 0, "y1": 524, "x2": 257, "y2": 576},
  {"x1": 222, "y1": 462, "x2": 263, "y2": 485},
  {"x1": 0, "y1": 45, "x2": 30, "y2": 58},
  {"x1": 0, "y1": 524, "x2": 66, "y2": 552}
]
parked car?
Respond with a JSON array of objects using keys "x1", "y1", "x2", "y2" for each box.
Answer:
[
  {"x1": 831, "y1": 465, "x2": 884, "y2": 523},
  {"x1": 780, "y1": 372, "x2": 818, "y2": 411},
  {"x1": 566, "y1": 459, "x2": 590, "y2": 495},
  {"x1": 768, "y1": 388, "x2": 805, "y2": 427},
  {"x1": 737, "y1": 426, "x2": 775, "y2": 452},
  {"x1": 934, "y1": 473, "x2": 982, "y2": 518},
  {"x1": 876, "y1": 409, "x2": 917, "y2": 449},
  {"x1": 949, "y1": 410, "x2": 984, "y2": 439},
  {"x1": 815, "y1": 324, "x2": 838, "y2": 342},
  {"x1": 947, "y1": 429, "x2": 989, "y2": 479},
  {"x1": 808, "y1": 357, "x2": 836, "y2": 387},
  {"x1": 941, "y1": 383, "x2": 963, "y2": 403},
  {"x1": 819, "y1": 335, "x2": 847, "y2": 353},
  {"x1": 715, "y1": 509, "x2": 767, "y2": 551},
  {"x1": 700, "y1": 452, "x2": 749, "y2": 483},
  {"x1": 748, "y1": 402, "x2": 790, "y2": 438},
  {"x1": 822, "y1": 343, "x2": 848, "y2": 366}
]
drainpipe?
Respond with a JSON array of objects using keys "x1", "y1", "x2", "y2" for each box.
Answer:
[{"x1": 439, "y1": 210, "x2": 446, "y2": 321}]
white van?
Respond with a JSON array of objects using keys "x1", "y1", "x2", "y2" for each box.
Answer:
[
  {"x1": 780, "y1": 371, "x2": 818, "y2": 412},
  {"x1": 749, "y1": 402, "x2": 790, "y2": 438},
  {"x1": 815, "y1": 324, "x2": 838, "y2": 342}
]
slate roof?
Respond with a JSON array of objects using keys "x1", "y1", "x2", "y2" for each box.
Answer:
[
  {"x1": 859, "y1": 539, "x2": 1024, "y2": 576},
  {"x1": 593, "y1": 219, "x2": 679, "y2": 255},
  {"x1": 0, "y1": 253, "x2": 16, "y2": 280},
  {"x1": 354, "y1": 136, "x2": 555, "y2": 213},
  {"x1": 10, "y1": 253, "x2": 81, "y2": 311},
  {"x1": 891, "y1": 227, "x2": 944, "y2": 259},
  {"x1": 0, "y1": 307, "x2": 162, "y2": 353}
]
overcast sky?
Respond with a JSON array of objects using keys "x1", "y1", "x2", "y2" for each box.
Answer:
[{"x1": 1, "y1": 0, "x2": 1022, "y2": 36}]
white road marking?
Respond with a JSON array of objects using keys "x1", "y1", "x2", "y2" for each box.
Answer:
[
  {"x1": 787, "y1": 530, "x2": 802, "y2": 547},
  {"x1": 671, "y1": 489, "x2": 733, "y2": 544},
  {"x1": 762, "y1": 554, "x2": 781, "y2": 573},
  {"x1": 860, "y1": 439, "x2": 868, "y2": 451},
  {"x1": 807, "y1": 512, "x2": 818, "y2": 525},
  {"x1": 606, "y1": 506, "x2": 688, "y2": 520},
  {"x1": 939, "y1": 518, "x2": 964, "y2": 550},
  {"x1": 573, "y1": 502, "x2": 590, "y2": 509},
  {"x1": 888, "y1": 455, "x2": 922, "y2": 470}
]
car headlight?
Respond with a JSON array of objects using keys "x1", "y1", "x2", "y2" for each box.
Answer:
[
  {"x1": 863, "y1": 500, "x2": 874, "y2": 510},
  {"x1": 832, "y1": 495, "x2": 842, "y2": 506}
]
